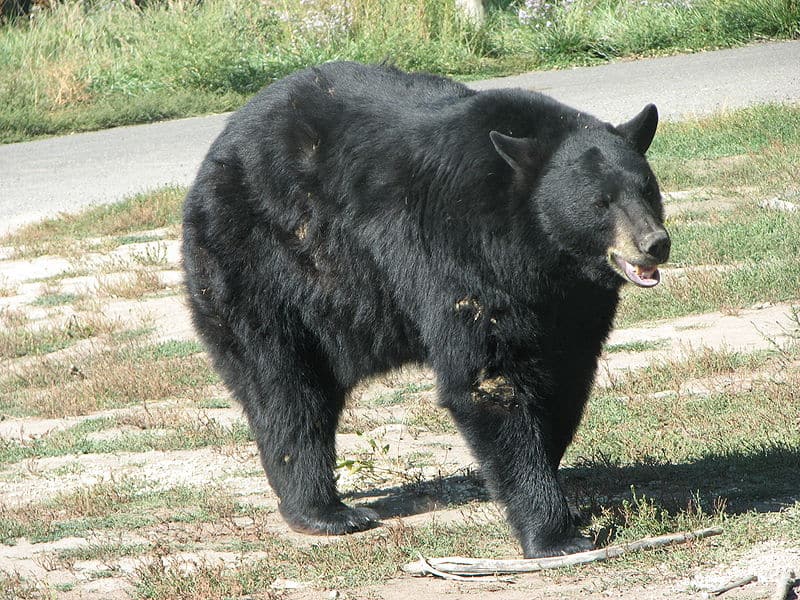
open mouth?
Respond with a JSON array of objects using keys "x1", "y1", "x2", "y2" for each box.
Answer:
[{"x1": 610, "y1": 254, "x2": 661, "y2": 288}]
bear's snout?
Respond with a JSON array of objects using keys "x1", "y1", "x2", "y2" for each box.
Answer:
[{"x1": 639, "y1": 229, "x2": 671, "y2": 264}]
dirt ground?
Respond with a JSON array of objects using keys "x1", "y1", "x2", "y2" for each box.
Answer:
[{"x1": 1, "y1": 237, "x2": 799, "y2": 599}]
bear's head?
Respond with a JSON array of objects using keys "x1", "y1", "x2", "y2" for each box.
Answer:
[{"x1": 490, "y1": 104, "x2": 670, "y2": 289}]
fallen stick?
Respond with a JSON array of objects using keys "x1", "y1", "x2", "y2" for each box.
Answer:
[
  {"x1": 413, "y1": 553, "x2": 515, "y2": 583},
  {"x1": 403, "y1": 526, "x2": 723, "y2": 577},
  {"x1": 704, "y1": 575, "x2": 757, "y2": 597},
  {"x1": 771, "y1": 570, "x2": 796, "y2": 600}
]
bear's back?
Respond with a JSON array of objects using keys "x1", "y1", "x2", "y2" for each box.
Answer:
[{"x1": 243, "y1": 61, "x2": 474, "y2": 125}]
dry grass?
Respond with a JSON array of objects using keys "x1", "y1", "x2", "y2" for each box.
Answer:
[
  {"x1": 0, "y1": 187, "x2": 184, "y2": 259},
  {"x1": 405, "y1": 393, "x2": 457, "y2": 434},
  {"x1": 97, "y1": 269, "x2": 168, "y2": 299},
  {"x1": 0, "y1": 276, "x2": 16, "y2": 297},
  {"x1": 135, "y1": 556, "x2": 277, "y2": 600},
  {"x1": 44, "y1": 60, "x2": 91, "y2": 107},
  {"x1": 0, "y1": 340, "x2": 217, "y2": 417},
  {"x1": 0, "y1": 478, "x2": 249, "y2": 546},
  {"x1": 0, "y1": 306, "x2": 27, "y2": 329},
  {"x1": 601, "y1": 346, "x2": 778, "y2": 398},
  {"x1": 0, "y1": 571, "x2": 45, "y2": 600},
  {"x1": 0, "y1": 311, "x2": 119, "y2": 361}
]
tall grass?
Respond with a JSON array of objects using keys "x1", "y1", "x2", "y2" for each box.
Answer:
[{"x1": 0, "y1": 0, "x2": 797, "y2": 142}]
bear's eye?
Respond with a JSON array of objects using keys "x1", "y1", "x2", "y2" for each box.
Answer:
[{"x1": 594, "y1": 194, "x2": 611, "y2": 209}]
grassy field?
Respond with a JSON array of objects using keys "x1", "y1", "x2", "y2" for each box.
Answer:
[
  {"x1": 0, "y1": 0, "x2": 798, "y2": 143},
  {"x1": 0, "y1": 104, "x2": 799, "y2": 598}
]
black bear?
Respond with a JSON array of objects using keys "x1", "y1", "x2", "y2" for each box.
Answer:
[{"x1": 182, "y1": 61, "x2": 670, "y2": 558}]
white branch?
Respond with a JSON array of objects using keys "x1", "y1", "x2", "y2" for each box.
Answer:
[
  {"x1": 403, "y1": 527, "x2": 723, "y2": 577},
  {"x1": 704, "y1": 575, "x2": 757, "y2": 597}
]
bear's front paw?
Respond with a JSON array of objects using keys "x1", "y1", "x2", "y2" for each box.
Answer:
[
  {"x1": 281, "y1": 502, "x2": 380, "y2": 536},
  {"x1": 522, "y1": 534, "x2": 594, "y2": 559}
]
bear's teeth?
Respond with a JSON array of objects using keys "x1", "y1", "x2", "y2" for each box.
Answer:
[{"x1": 635, "y1": 265, "x2": 656, "y2": 279}]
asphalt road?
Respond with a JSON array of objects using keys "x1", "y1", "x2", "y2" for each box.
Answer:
[{"x1": 1, "y1": 40, "x2": 798, "y2": 235}]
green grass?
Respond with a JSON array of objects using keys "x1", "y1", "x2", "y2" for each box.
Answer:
[
  {"x1": 1, "y1": 0, "x2": 798, "y2": 143},
  {"x1": 370, "y1": 383, "x2": 435, "y2": 407},
  {"x1": 666, "y1": 203, "x2": 800, "y2": 266},
  {"x1": 573, "y1": 377, "x2": 800, "y2": 479},
  {"x1": 197, "y1": 397, "x2": 231, "y2": 409},
  {"x1": 603, "y1": 346, "x2": 778, "y2": 396},
  {"x1": 651, "y1": 103, "x2": 800, "y2": 160},
  {"x1": 124, "y1": 339, "x2": 205, "y2": 361},
  {"x1": 649, "y1": 103, "x2": 800, "y2": 192}
]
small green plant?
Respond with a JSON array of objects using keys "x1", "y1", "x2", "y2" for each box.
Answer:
[
  {"x1": 30, "y1": 292, "x2": 81, "y2": 307},
  {"x1": 605, "y1": 339, "x2": 668, "y2": 353},
  {"x1": 197, "y1": 397, "x2": 231, "y2": 409},
  {"x1": 336, "y1": 435, "x2": 391, "y2": 477}
]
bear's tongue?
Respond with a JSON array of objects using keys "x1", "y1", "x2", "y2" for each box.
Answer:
[{"x1": 614, "y1": 256, "x2": 661, "y2": 288}]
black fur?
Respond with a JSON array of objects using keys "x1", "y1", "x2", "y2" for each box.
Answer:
[{"x1": 182, "y1": 61, "x2": 669, "y2": 558}]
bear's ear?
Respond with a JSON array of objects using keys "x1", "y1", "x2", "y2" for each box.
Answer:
[
  {"x1": 616, "y1": 104, "x2": 658, "y2": 155},
  {"x1": 490, "y1": 131, "x2": 535, "y2": 172}
]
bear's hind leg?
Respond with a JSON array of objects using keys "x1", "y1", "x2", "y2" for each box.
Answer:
[{"x1": 236, "y1": 341, "x2": 379, "y2": 536}]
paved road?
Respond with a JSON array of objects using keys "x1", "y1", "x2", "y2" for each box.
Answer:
[{"x1": 1, "y1": 40, "x2": 798, "y2": 235}]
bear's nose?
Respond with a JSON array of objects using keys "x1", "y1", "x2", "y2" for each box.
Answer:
[{"x1": 640, "y1": 230, "x2": 671, "y2": 263}]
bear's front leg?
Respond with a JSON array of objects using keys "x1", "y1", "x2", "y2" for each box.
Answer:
[
  {"x1": 231, "y1": 340, "x2": 380, "y2": 536},
  {"x1": 438, "y1": 372, "x2": 593, "y2": 558}
]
